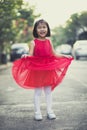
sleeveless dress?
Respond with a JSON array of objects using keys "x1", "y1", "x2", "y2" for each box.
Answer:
[{"x1": 12, "y1": 39, "x2": 73, "y2": 90}]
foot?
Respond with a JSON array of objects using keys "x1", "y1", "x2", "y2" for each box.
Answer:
[
  {"x1": 34, "y1": 112, "x2": 43, "y2": 121},
  {"x1": 47, "y1": 112, "x2": 56, "y2": 120}
]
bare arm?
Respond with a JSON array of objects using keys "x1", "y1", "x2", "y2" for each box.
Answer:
[
  {"x1": 29, "y1": 41, "x2": 35, "y2": 56},
  {"x1": 50, "y1": 40, "x2": 72, "y2": 58},
  {"x1": 21, "y1": 41, "x2": 35, "y2": 58},
  {"x1": 50, "y1": 40, "x2": 65, "y2": 58}
]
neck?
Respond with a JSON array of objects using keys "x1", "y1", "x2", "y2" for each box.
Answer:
[
  {"x1": 38, "y1": 37, "x2": 46, "y2": 40},
  {"x1": 36, "y1": 38, "x2": 46, "y2": 41}
]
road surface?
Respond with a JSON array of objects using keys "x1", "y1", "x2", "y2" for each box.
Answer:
[{"x1": 0, "y1": 59, "x2": 87, "y2": 130}]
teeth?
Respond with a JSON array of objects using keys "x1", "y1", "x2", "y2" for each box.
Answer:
[{"x1": 40, "y1": 32, "x2": 45, "y2": 34}]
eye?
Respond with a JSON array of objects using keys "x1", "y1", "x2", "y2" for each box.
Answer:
[
  {"x1": 42, "y1": 25, "x2": 47, "y2": 29},
  {"x1": 37, "y1": 26, "x2": 41, "y2": 29},
  {"x1": 43, "y1": 26, "x2": 46, "y2": 28}
]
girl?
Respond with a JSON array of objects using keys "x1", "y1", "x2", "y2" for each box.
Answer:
[{"x1": 12, "y1": 19, "x2": 73, "y2": 121}]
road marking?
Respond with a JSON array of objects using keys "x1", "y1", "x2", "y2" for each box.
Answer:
[
  {"x1": 6, "y1": 86, "x2": 15, "y2": 91},
  {"x1": 0, "y1": 100, "x2": 87, "y2": 109}
]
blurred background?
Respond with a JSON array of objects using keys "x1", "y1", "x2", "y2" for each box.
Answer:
[
  {"x1": 0, "y1": 0, "x2": 87, "y2": 63},
  {"x1": 0, "y1": 1, "x2": 87, "y2": 129}
]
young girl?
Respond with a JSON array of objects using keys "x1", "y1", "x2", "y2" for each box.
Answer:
[{"x1": 12, "y1": 19, "x2": 73, "y2": 121}]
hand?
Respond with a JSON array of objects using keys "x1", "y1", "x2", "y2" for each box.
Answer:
[
  {"x1": 67, "y1": 55, "x2": 72, "y2": 58},
  {"x1": 64, "y1": 55, "x2": 73, "y2": 58},
  {"x1": 21, "y1": 54, "x2": 28, "y2": 58}
]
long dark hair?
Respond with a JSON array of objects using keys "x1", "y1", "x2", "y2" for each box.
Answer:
[{"x1": 33, "y1": 19, "x2": 51, "y2": 38}]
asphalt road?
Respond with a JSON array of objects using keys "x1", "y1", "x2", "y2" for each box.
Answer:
[{"x1": 0, "y1": 59, "x2": 87, "y2": 130}]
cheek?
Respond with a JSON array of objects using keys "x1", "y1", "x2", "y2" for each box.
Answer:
[
  {"x1": 37, "y1": 29, "x2": 40, "y2": 33},
  {"x1": 45, "y1": 28, "x2": 48, "y2": 32}
]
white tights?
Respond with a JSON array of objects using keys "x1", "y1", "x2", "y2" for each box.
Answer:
[{"x1": 34, "y1": 86, "x2": 53, "y2": 114}]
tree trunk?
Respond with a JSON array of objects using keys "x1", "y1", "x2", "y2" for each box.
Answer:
[{"x1": 0, "y1": 43, "x2": 7, "y2": 64}]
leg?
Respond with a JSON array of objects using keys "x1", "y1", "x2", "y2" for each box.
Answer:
[
  {"x1": 44, "y1": 86, "x2": 56, "y2": 119},
  {"x1": 34, "y1": 87, "x2": 42, "y2": 113},
  {"x1": 44, "y1": 86, "x2": 53, "y2": 113},
  {"x1": 34, "y1": 87, "x2": 42, "y2": 120}
]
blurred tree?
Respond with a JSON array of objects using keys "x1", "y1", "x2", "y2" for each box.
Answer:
[
  {"x1": 52, "y1": 11, "x2": 87, "y2": 47},
  {"x1": 78, "y1": 11, "x2": 87, "y2": 32},
  {"x1": 15, "y1": 7, "x2": 40, "y2": 42},
  {"x1": 0, "y1": 0, "x2": 23, "y2": 63},
  {"x1": 0, "y1": 0, "x2": 23, "y2": 43},
  {"x1": 0, "y1": 0, "x2": 40, "y2": 63},
  {"x1": 52, "y1": 26, "x2": 67, "y2": 47},
  {"x1": 64, "y1": 13, "x2": 80, "y2": 44}
]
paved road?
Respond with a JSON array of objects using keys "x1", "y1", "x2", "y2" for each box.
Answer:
[{"x1": 0, "y1": 60, "x2": 87, "y2": 130}]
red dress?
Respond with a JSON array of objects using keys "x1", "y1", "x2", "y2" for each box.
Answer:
[{"x1": 12, "y1": 39, "x2": 73, "y2": 90}]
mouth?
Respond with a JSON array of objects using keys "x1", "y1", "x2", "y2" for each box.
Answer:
[{"x1": 40, "y1": 31, "x2": 46, "y2": 35}]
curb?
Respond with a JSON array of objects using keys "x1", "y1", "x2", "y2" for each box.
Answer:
[{"x1": 0, "y1": 62, "x2": 12, "y2": 71}]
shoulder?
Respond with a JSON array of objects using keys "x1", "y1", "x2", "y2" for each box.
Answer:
[
  {"x1": 28, "y1": 40, "x2": 35, "y2": 50},
  {"x1": 30, "y1": 40, "x2": 35, "y2": 47},
  {"x1": 46, "y1": 38, "x2": 52, "y2": 45},
  {"x1": 31, "y1": 40, "x2": 35, "y2": 44},
  {"x1": 28, "y1": 40, "x2": 35, "y2": 55},
  {"x1": 46, "y1": 37, "x2": 51, "y2": 42},
  {"x1": 46, "y1": 37, "x2": 51, "y2": 41}
]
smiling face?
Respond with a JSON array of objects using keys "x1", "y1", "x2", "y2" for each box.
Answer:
[
  {"x1": 33, "y1": 19, "x2": 51, "y2": 38},
  {"x1": 36, "y1": 22, "x2": 48, "y2": 39}
]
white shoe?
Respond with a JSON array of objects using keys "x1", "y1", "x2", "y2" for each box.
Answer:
[
  {"x1": 47, "y1": 112, "x2": 56, "y2": 120},
  {"x1": 34, "y1": 112, "x2": 43, "y2": 121}
]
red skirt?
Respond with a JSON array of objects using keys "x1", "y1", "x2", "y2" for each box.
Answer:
[{"x1": 12, "y1": 56, "x2": 73, "y2": 90}]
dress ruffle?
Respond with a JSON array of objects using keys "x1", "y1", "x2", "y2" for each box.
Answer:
[{"x1": 12, "y1": 56, "x2": 73, "y2": 90}]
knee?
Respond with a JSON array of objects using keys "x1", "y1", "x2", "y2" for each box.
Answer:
[
  {"x1": 44, "y1": 86, "x2": 51, "y2": 95},
  {"x1": 35, "y1": 88, "x2": 42, "y2": 97}
]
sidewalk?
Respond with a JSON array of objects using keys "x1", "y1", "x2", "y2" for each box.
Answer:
[{"x1": 0, "y1": 62, "x2": 12, "y2": 71}]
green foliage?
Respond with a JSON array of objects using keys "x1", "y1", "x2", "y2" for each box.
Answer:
[
  {"x1": 0, "y1": 0, "x2": 23, "y2": 63},
  {"x1": 0, "y1": 0, "x2": 40, "y2": 44},
  {"x1": 52, "y1": 26, "x2": 66, "y2": 47},
  {"x1": 15, "y1": 7, "x2": 40, "y2": 42},
  {"x1": 0, "y1": 0, "x2": 23, "y2": 43},
  {"x1": 0, "y1": 0, "x2": 40, "y2": 63},
  {"x1": 52, "y1": 11, "x2": 87, "y2": 46},
  {"x1": 79, "y1": 11, "x2": 87, "y2": 30}
]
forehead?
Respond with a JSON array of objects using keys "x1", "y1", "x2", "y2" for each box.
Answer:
[{"x1": 37, "y1": 22, "x2": 47, "y2": 26}]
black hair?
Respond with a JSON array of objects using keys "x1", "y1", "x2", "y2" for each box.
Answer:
[{"x1": 33, "y1": 19, "x2": 51, "y2": 38}]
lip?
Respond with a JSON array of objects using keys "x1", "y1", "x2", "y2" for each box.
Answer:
[{"x1": 39, "y1": 32, "x2": 46, "y2": 35}]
